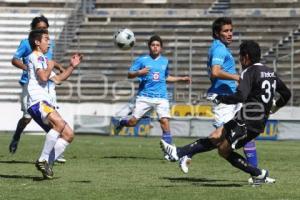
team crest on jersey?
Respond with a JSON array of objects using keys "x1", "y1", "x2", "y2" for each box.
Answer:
[
  {"x1": 38, "y1": 56, "x2": 44, "y2": 62},
  {"x1": 153, "y1": 72, "x2": 160, "y2": 81}
]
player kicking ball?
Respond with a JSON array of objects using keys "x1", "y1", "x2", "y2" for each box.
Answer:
[{"x1": 161, "y1": 40, "x2": 290, "y2": 185}]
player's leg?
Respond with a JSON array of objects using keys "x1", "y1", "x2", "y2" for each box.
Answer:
[
  {"x1": 9, "y1": 85, "x2": 32, "y2": 153},
  {"x1": 115, "y1": 96, "x2": 151, "y2": 133},
  {"x1": 47, "y1": 120, "x2": 73, "y2": 166},
  {"x1": 27, "y1": 101, "x2": 56, "y2": 179},
  {"x1": 219, "y1": 121, "x2": 275, "y2": 184}
]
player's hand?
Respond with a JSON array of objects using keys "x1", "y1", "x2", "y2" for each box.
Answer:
[
  {"x1": 206, "y1": 93, "x2": 220, "y2": 104},
  {"x1": 181, "y1": 76, "x2": 191, "y2": 84},
  {"x1": 70, "y1": 53, "x2": 83, "y2": 68},
  {"x1": 138, "y1": 67, "x2": 149, "y2": 76},
  {"x1": 270, "y1": 99, "x2": 280, "y2": 114}
]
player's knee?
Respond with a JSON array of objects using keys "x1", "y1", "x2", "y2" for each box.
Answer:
[
  {"x1": 22, "y1": 117, "x2": 32, "y2": 125},
  {"x1": 61, "y1": 126, "x2": 74, "y2": 143},
  {"x1": 128, "y1": 118, "x2": 137, "y2": 126}
]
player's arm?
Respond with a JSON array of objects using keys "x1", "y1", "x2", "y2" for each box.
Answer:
[
  {"x1": 211, "y1": 65, "x2": 240, "y2": 81},
  {"x1": 166, "y1": 75, "x2": 191, "y2": 83},
  {"x1": 36, "y1": 61, "x2": 54, "y2": 82},
  {"x1": 51, "y1": 53, "x2": 82, "y2": 84},
  {"x1": 215, "y1": 69, "x2": 252, "y2": 104},
  {"x1": 128, "y1": 67, "x2": 149, "y2": 79},
  {"x1": 274, "y1": 77, "x2": 291, "y2": 108},
  {"x1": 128, "y1": 57, "x2": 149, "y2": 79},
  {"x1": 12, "y1": 40, "x2": 27, "y2": 70}
]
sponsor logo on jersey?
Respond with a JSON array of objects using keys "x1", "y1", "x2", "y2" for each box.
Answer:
[
  {"x1": 153, "y1": 72, "x2": 160, "y2": 81},
  {"x1": 261, "y1": 72, "x2": 275, "y2": 78}
]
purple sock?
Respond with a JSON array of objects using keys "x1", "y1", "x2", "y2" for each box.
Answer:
[
  {"x1": 162, "y1": 131, "x2": 172, "y2": 144},
  {"x1": 243, "y1": 140, "x2": 258, "y2": 167}
]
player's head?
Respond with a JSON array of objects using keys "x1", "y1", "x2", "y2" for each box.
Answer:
[
  {"x1": 29, "y1": 29, "x2": 50, "y2": 53},
  {"x1": 148, "y1": 35, "x2": 163, "y2": 58},
  {"x1": 31, "y1": 15, "x2": 49, "y2": 30},
  {"x1": 212, "y1": 17, "x2": 233, "y2": 46},
  {"x1": 239, "y1": 40, "x2": 261, "y2": 69}
]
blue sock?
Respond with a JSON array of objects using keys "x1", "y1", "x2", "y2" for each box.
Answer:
[
  {"x1": 162, "y1": 131, "x2": 172, "y2": 144},
  {"x1": 243, "y1": 140, "x2": 258, "y2": 167}
]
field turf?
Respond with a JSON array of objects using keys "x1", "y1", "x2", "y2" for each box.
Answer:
[{"x1": 0, "y1": 134, "x2": 299, "y2": 200}]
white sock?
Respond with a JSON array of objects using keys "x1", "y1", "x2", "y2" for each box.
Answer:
[
  {"x1": 38, "y1": 129, "x2": 60, "y2": 162},
  {"x1": 48, "y1": 138, "x2": 69, "y2": 165}
]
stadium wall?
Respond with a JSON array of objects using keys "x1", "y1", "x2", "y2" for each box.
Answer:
[{"x1": 2, "y1": 102, "x2": 300, "y2": 140}]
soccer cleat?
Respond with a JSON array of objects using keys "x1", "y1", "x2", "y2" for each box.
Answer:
[
  {"x1": 35, "y1": 160, "x2": 54, "y2": 179},
  {"x1": 113, "y1": 118, "x2": 123, "y2": 135},
  {"x1": 56, "y1": 155, "x2": 66, "y2": 163},
  {"x1": 179, "y1": 155, "x2": 192, "y2": 174},
  {"x1": 160, "y1": 139, "x2": 179, "y2": 161},
  {"x1": 9, "y1": 140, "x2": 19, "y2": 154},
  {"x1": 248, "y1": 176, "x2": 276, "y2": 184},
  {"x1": 251, "y1": 169, "x2": 275, "y2": 185}
]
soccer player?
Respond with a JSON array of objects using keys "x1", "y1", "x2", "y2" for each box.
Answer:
[
  {"x1": 179, "y1": 17, "x2": 258, "y2": 176},
  {"x1": 114, "y1": 35, "x2": 191, "y2": 158},
  {"x1": 9, "y1": 15, "x2": 66, "y2": 163},
  {"x1": 161, "y1": 40, "x2": 291, "y2": 185},
  {"x1": 27, "y1": 29, "x2": 82, "y2": 179}
]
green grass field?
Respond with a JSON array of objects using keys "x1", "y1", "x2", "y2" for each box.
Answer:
[{"x1": 0, "y1": 133, "x2": 299, "y2": 200}]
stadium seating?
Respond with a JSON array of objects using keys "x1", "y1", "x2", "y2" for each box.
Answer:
[
  {"x1": 57, "y1": 6, "x2": 300, "y2": 104},
  {"x1": 1, "y1": 1, "x2": 300, "y2": 105},
  {"x1": 0, "y1": 2, "x2": 76, "y2": 102}
]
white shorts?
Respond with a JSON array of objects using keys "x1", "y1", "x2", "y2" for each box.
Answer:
[
  {"x1": 20, "y1": 84, "x2": 31, "y2": 119},
  {"x1": 133, "y1": 96, "x2": 170, "y2": 120},
  {"x1": 212, "y1": 102, "x2": 242, "y2": 128}
]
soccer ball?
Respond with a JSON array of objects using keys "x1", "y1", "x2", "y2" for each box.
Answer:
[{"x1": 113, "y1": 28, "x2": 135, "y2": 50}]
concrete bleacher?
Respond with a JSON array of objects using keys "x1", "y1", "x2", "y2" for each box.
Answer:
[
  {"x1": 57, "y1": 7, "x2": 300, "y2": 103},
  {"x1": 0, "y1": 3, "x2": 76, "y2": 102},
  {"x1": 95, "y1": 0, "x2": 214, "y2": 9},
  {"x1": 230, "y1": 0, "x2": 300, "y2": 9}
]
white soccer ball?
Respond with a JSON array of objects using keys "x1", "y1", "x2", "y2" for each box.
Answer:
[{"x1": 113, "y1": 28, "x2": 135, "y2": 50}]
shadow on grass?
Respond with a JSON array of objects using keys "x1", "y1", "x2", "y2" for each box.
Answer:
[
  {"x1": 0, "y1": 174, "x2": 57, "y2": 181},
  {"x1": 0, "y1": 160, "x2": 35, "y2": 164},
  {"x1": 102, "y1": 156, "x2": 160, "y2": 160},
  {"x1": 162, "y1": 177, "x2": 245, "y2": 187}
]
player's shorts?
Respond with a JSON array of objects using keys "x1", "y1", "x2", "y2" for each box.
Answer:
[
  {"x1": 20, "y1": 84, "x2": 31, "y2": 119},
  {"x1": 27, "y1": 101, "x2": 55, "y2": 132},
  {"x1": 223, "y1": 119, "x2": 260, "y2": 150},
  {"x1": 212, "y1": 102, "x2": 242, "y2": 128},
  {"x1": 133, "y1": 96, "x2": 170, "y2": 120}
]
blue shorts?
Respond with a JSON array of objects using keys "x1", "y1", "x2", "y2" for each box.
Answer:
[{"x1": 28, "y1": 101, "x2": 55, "y2": 132}]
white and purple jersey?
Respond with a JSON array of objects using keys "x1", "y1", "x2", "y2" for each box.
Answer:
[
  {"x1": 13, "y1": 39, "x2": 54, "y2": 85},
  {"x1": 129, "y1": 54, "x2": 169, "y2": 99},
  {"x1": 27, "y1": 51, "x2": 52, "y2": 107}
]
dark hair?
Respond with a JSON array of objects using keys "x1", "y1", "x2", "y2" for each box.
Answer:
[
  {"x1": 28, "y1": 29, "x2": 49, "y2": 50},
  {"x1": 239, "y1": 40, "x2": 261, "y2": 64},
  {"x1": 148, "y1": 35, "x2": 163, "y2": 47},
  {"x1": 212, "y1": 17, "x2": 232, "y2": 39},
  {"x1": 30, "y1": 15, "x2": 49, "y2": 30}
]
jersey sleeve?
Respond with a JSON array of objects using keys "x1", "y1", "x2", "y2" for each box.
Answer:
[
  {"x1": 275, "y1": 76, "x2": 291, "y2": 107},
  {"x1": 129, "y1": 56, "x2": 143, "y2": 72},
  {"x1": 30, "y1": 54, "x2": 46, "y2": 71},
  {"x1": 218, "y1": 68, "x2": 252, "y2": 104},
  {"x1": 13, "y1": 40, "x2": 27, "y2": 60},
  {"x1": 211, "y1": 46, "x2": 226, "y2": 67}
]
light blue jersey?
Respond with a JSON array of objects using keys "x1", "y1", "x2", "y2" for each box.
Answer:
[
  {"x1": 129, "y1": 54, "x2": 169, "y2": 99},
  {"x1": 13, "y1": 39, "x2": 54, "y2": 85},
  {"x1": 207, "y1": 39, "x2": 237, "y2": 95}
]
